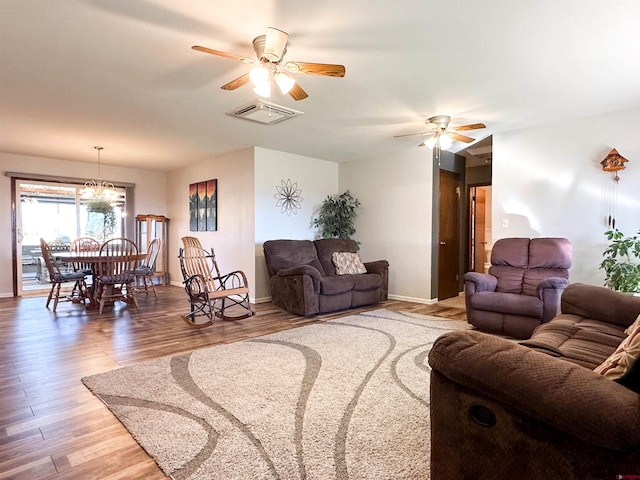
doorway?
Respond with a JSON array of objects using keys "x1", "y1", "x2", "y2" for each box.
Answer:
[
  {"x1": 469, "y1": 185, "x2": 492, "y2": 273},
  {"x1": 15, "y1": 180, "x2": 126, "y2": 295},
  {"x1": 437, "y1": 170, "x2": 461, "y2": 300}
]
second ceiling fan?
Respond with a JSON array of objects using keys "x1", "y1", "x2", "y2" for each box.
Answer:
[
  {"x1": 396, "y1": 115, "x2": 486, "y2": 149},
  {"x1": 192, "y1": 27, "x2": 346, "y2": 101}
]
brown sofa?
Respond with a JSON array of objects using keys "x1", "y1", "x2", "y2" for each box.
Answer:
[
  {"x1": 428, "y1": 283, "x2": 640, "y2": 480},
  {"x1": 263, "y1": 238, "x2": 389, "y2": 316}
]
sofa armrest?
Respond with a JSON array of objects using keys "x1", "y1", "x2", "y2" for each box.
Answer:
[
  {"x1": 561, "y1": 282, "x2": 640, "y2": 328},
  {"x1": 537, "y1": 277, "x2": 569, "y2": 323},
  {"x1": 276, "y1": 264, "x2": 322, "y2": 280},
  {"x1": 363, "y1": 259, "x2": 390, "y2": 301},
  {"x1": 428, "y1": 330, "x2": 640, "y2": 450},
  {"x1": 363, "y1": 259, "x2": 389, "y2": 275},
  {"x1": 463, "y1": 272, "x2": 497, "y2": 293}
]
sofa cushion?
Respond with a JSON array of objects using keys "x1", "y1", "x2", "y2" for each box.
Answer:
[
  {"x1": 489, "y1": 266, "x2": 525, "y2": 293},
  {"x1": 318, "y1": 275, "x2": 354, "y2": 295},
  {"x1": 528, "y1": 237, "x2": 572, "y2": 269},
  {"x1": 594, "y1": 325, "x2": 640, "y2": 379},
  {"x1": 351, "y1": 272, "x2": 382, "y2": 291},
  {"x1": 314, "y1": 238, "x2": 357, "y2": 276},
  {"x1": 263, "y1": 240, "x2": 325, "y2": 276},
  {"x1": 332, "y1": 252, "x2": 367, "y2": 275},
  {"x1": 521, "y1": 314, "x2": 628, "y2": 369},
  {"x1": 522, "y1": 268, "x2": 569, "y2": 296},
  {"x1": 470, "y1": 291, "x2": 543, "y2": 318}
]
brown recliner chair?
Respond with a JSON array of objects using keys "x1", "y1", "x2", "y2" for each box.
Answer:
[
  {"x1": 464, "y1": 237, "x2": 572, "y2": 339},
  {"x1": 263, "y1": 238, "x2": 389, "y2": 316}
]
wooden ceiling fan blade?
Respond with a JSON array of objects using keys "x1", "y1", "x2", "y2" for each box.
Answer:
[
  {"x1": 450, "y1": 132, "x2": 475, "y2": 143},
  {"x1": 288, "y1": 83, "x2": 309, "y2": 101},
  {"x1": 286, "y1": 61, "x2": 345, "y2": 77},
  {"x1": 221, "y1": 73, "x2": 250, "y2": 90},
  {"x1": 451, "y1": 122, "x2": 486, "y2": 132},
  {"x1": 192, "y1": 45, "x2": 255, "y2": 64},
  {"x1": 394, "y1": 131, "x2": 430, "y2": 138}
]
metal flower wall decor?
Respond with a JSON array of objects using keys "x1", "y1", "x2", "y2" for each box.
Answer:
[{"x1": 274, "y1": 179, "x2": 303, "y2": 216}]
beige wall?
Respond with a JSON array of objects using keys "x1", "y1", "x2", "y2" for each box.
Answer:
[
  {"x1": 254, "y1": 147, "x2": 339, "y2": 301},
  {"x1": 493, "y1": 105, "x2": 640, "y2": 285},
  {"x1": 0, "y1": 152, "x2": 167, "y2": 297},
  {"x1": 166, "y1": 148, "x2": 256, "y2": 298},
  {"x1": 339, "y1": 149, "x2": 434, "y2": 302}
]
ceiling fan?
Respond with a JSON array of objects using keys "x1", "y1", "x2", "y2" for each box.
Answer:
[
  {"x1": 192, "y1": 27, "x2": 346, "y2": 101},
  {"x1": 395, "y1": 115, "x2": 486, "y2": 149}
]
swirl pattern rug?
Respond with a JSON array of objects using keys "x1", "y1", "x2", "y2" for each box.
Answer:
[{"x1": 82, "y1": 309, "x2": 469, "y2": 479}]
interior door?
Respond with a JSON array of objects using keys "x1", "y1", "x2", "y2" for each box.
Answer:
[{"x1": 438, "y1": 170, "x2": 461, "y2": 300}]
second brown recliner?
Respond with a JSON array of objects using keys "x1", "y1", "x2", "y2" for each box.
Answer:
[{"x1": 463, "y1": 237, "x2": 572, "y2": 339}]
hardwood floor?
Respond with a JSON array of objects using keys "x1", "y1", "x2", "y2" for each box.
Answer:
[{"x1": 0, "y1": 286, "x2": 466, "y2": 479}]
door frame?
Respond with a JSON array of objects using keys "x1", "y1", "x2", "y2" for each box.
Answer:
[{"x1": 8, "y1": 172, "x2": 135, "y2": 297}]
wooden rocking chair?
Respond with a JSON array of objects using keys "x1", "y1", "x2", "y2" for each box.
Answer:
[{"x1": 178, "y1": 236, "x2": 253, "y2": 328}]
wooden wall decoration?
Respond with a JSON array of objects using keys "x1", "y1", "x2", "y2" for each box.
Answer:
[{"x1": 189, "y1": 179, "x2": 217, "y2": 231}]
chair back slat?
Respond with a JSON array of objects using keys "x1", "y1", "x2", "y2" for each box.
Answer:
[
  {"x1": 141, "y1": 238, "x2": 161, "y2": 270},
  {"x1": 180, "y1": 237, "x2": 221, "y2": 292},
  {"x1": 98, "y1": 238, "x2": 138, "y2": 280},
  {"x1": 40, "y1": 238, "x2": 61, "y2": 280}
]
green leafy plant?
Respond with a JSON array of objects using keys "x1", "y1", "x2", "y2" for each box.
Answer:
[
  {"x1": 86, "y1": 199, "x2": 116, "y2": 241},
  {"x1": 312, "y1": 191, "x2": 361, "y2": 240},
  {"x1": 600, "y1": 229, "x2": 640, "y2": 293}
]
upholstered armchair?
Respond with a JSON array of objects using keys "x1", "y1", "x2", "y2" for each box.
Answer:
[{"x1": 464, "y1": 237, "x2": 572, "y2": 338}]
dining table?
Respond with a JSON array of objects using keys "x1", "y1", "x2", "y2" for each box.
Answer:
[{"x1": 54, "y1": 250, "x2": 147, "y2": 310}]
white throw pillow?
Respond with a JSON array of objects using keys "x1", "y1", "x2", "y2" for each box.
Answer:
[{"x1": 332, "y1": 252, "x2": 367, "y2": 275}]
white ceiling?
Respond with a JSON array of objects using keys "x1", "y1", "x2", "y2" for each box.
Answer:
[{"x1": 2, "y1": 1, "x2": 640, "y2": 172}]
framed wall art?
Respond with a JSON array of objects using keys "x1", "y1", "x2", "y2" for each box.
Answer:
[{"x1": 189, "y1": 179, "x2": 217, "y2": 231}]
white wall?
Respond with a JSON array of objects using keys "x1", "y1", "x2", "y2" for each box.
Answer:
[
  {"x1": 254, "y1": 147, "x2": 339, "y2": 301},
  {"x1": 166, "y1": 148, "x2": 256, "y2": 299},
  {"x1": 340, "y1": 149, "x2": 434, "y2": 303},
  {"x1": 0, "y1": 152, "x2": 167, "y2": 297},
  {"x1": 492, "y1": 105, "x2": 640, "y2": 285}
]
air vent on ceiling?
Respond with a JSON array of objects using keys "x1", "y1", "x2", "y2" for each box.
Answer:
[{"x1": 227, "y1": 100, "x2": 303, "y2": 125}]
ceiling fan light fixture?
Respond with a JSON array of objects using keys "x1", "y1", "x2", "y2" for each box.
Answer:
[
  {"x1": 263, "y1": 27, "x2": 289, "y2": 62},
  {"x1": 274, "y1": 72, "x2": 296, "y2": 94},
  {"x1": 249, "y1": 65, "x2": 270, "y2": 87},
  {"x1": 253, "y1": 82, "x2": 271, "y2": 98},
  {"x1": 425, "y1": 136, "x2": 438, "y2": 149},
  {"x1": 439, "y1": 134, "x2": 453, "y2": 150}
]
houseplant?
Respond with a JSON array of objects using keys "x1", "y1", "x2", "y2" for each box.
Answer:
[
  {"x1": 86, "y1": 199, "x2": 116, "y2": 241},
  {"x1": 600, "y1": 228, "x2": 640, "y2": 293},
  {"x1": 312, "y1": 191, "x2": 361, "y2": 240}
]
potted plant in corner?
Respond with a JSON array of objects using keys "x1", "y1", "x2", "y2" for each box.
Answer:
[
  {"x1": 312, "y1": 190, "x2": 361, "y2": 242},
  {"x1": 600, "y1": 228, "x2": 640, "y2": 293}
]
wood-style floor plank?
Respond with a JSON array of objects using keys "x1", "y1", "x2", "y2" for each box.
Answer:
[{"x1": 0, "y1": 286, "x2": 465, "y2": 479}]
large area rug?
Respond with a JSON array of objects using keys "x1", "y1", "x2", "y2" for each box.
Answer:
[{"x1": 82, "y1": 309, "x2": 469, "y2": 480}]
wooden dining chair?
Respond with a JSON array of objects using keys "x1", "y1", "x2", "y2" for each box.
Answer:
[
  {"x1": 134, "y1": 238, "x2": 161, "y2": 298},
  {"x1": 178, "y1": 236, "x2": 253, "y2": 328},
  {"x1": 69, "y1": 237, "x2": 101, "y2": 276},
  {"x1": 40, "y1": 238, "x2": 87, "y2": 312},
  {"x1": 95, "y1": 238, "x2": 139, "y2": 314}
]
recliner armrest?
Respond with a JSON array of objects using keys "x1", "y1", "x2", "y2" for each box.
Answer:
[
  {"x1": 428, "y1": 330, "x2": 640, "y2": 450},
  {"x1": 537, "y1": 277, "x2": 569, "y2": 322},
  {"x1": 363, "y1": 259, "x2": 389, "y2": 275},
  {"x1": 276, "y1": 265, "x2": 322, "y2": 280},
  {"x1": 463, "y1": 271, "x2": 497, "y2": 293}
]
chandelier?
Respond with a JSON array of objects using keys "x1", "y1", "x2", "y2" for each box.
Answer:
[{"x1": 81, "y1": 146, "x2": 118, "y2": 202}]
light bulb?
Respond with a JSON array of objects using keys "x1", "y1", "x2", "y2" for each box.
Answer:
[
  {"x1": 425, "y1": 136, "x2": 437, "y2": 149},
  {"x1": 253, "y1": 82, "x2": 271, "y2": 98},
  {"x1": 274, "y1": 72, "x2": 295, "y2": 94},
  {"x1": 439, "y1": 134, "x2": 453, "y2": 150},
  {"x1": 249, "y1": 65, "x2": 270, "y2": 87}
]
